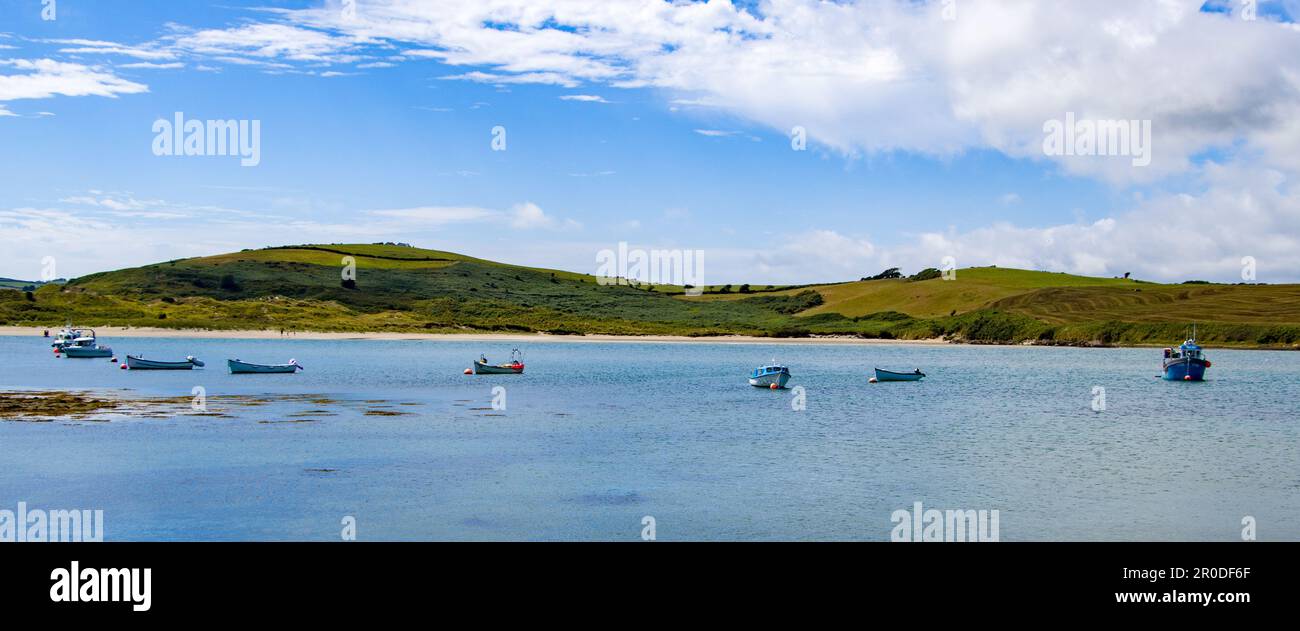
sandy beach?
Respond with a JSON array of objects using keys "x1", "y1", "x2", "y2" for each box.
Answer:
[{"x1": 0, "y1": 326, "x2": 950, "y2": 346}]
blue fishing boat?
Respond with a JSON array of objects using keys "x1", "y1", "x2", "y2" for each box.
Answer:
[
  {"x1": 228, "y1": 358, "x2": 303, "y2": 374},
  {"x1": 1162, "y1": 335, "x2": 1210, "y2": 381},
  {"x1": 749, "y1": 363, "x2": 791, "y2": 388},
  {"x1": 873, "y1": 368, "x2": 925, "y2": 382}
]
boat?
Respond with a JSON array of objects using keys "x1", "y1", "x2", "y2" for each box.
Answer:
[
  {"x1": 126, "y1": 355, "x2": 205, "y2": 370},
  {"x1": 473, "y1": 349, "x2": 524, "y2": 374},
  {"x1": 227, "y1": 358, "x2": 303, "y2": 374},
  {"x1": 50, "y1": 324, "x2": 88, "y2": 349},
  {"x1": 873, "y1": 368, "x2": 925, "y2": 382},
  {"x1": 60, "y1": 335, "x2": 113, "y2": 358},
  {"x1": 1163, "y1": 332, "x2": 1210, "y2": 381},
  {"x1": 749, "y1": 363, "x2": 791, "y2": 388}
]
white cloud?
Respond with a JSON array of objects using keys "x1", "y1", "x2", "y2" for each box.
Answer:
[
  {"x1": 739, "y1": 163, "x2": 1300, "y2": 284},
  {"x1": 440, "y1": 70, "x2": 578, "y2": 87},
  {"x1": 160, "y1": 23, "x2": 360, "y2": 64},
  {"x1": 559, "y1": 94, "x2": 610, "y2": 103},
  {"x1": 48, "y1": 38, "x2": 177, "y2": 61},
  {"x1": 119, "y1": 62, "x2": 185, "y2": 70},
  {"x1": 248, "y1": 1, "x2": 1300, "y2": 183},
  {"x1": 0, "y1": 58, "x2": 148, "y2": 103},
  {"x1": 367, "y1": 205, "x2": 498, "y2": 225},
  {"x1": 367, "y1": 201, "x2": 578, "y2": 231}
]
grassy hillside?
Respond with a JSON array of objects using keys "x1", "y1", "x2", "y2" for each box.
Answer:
[
  {"x1": 1, "y1": 244, "x2": 805, "y2": 336},
  {"x1": 0, "y1": 278, "x2": 63, "y2": 291},
  {"x1": 2, "y1": 245, "x2": 1297, "y2": 348}
]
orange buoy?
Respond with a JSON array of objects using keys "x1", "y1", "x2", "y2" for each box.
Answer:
[
  {"x1": 769, "y1": 383, "x2": 779, "y2": 390},
  {"x1": 868, "y1": 377, "x2": 878, "y2": 383},
  {"x1": 463, "y1": 368, "x2": 473, "y2": 375}
]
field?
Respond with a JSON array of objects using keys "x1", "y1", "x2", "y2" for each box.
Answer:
[{"x1": 2, "y1": 245, "x2": 1297, "y2": 348}]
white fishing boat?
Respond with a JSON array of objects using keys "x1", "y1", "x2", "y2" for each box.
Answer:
[
  {"x1": 126, "y1": 355, "x2": 205, "y2": 370},
  {"x1": 60, "y1": 334, "x2": 113, "y2": 358},
  {"x1": 749, "y1": 363, "x2": 791, "y2": 388},
  {"x1": 50, "y1": 324, "x2": 88, "y2": 349},
  {"x1": 227, "y1": 358, "x2": 303, "y2": 374},
  {"x1": 472, "y1": 349, "x2": 524, "y2": 374}
]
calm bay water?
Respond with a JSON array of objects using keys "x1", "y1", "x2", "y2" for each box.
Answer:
[{"x1": 1, "y1": 334, "x2": 1296, "y2": 541}]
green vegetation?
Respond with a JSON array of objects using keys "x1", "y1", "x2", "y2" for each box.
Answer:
[
  {"x1": 0, "y1": 277, "x2": 64, "y2": 292},
  {"x1": 2, "y1": 245, "x2": 1297, "y2": 348}
]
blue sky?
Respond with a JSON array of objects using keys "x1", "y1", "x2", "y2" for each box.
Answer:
[{"x1": 2, "y1": 0, "x2": 1299, "y2": 284}]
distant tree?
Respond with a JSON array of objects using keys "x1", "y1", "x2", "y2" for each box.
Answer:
[
  {"x1": 908, "y1": 268, "x2": 941, "y2": 282},
  {"x1": 219, "y1": 274, "x2": 241, "y2": 291},
  {"x1": 24, "y1": 291, "x2": 35, "y2": 302},
  {"x1": 863, "y1": 267, "x2": 902, "y2": 281},
  {"x1": 1123, "y1": 272, "x2": 1131, "y2": 279},
  {"x1": 719, "y1": 284, "x2": 732, "y2": 294},
  {"x1": 739, "y1": 284, "x2": 752, "y2": 293}
]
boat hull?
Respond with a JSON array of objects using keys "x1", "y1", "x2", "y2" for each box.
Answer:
[
  {"x1": 127, "y1": 355, "x2": 200, "y2": 370},
  {"x1": 1162, "y1": 359, "x2": 1207, "y2": 381},
  {"x1": 749, "y1": 372, "x2": 790, "y2": 388},
  {"x1": 228, "y1": 359, "x2": 300, "y2": 374},
  {"x1": 61, "y1": 346, "x2": 113, "y2": 358},
  {"x1": 473, "y1": 361, "x2": 524, "y2": 374},
  {"x1": 874, "y1": 368, "x2": 925, "y2": 382}
]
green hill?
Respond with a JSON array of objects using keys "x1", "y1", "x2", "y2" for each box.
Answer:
[{"x1": 2, "y1": 245, "x2": 1297, "y2": 347}]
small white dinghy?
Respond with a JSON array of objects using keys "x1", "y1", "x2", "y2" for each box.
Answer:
[
  {"x1": 126, "y1": 355, "x2": 205, "y2": 370},
  {"x1": 227, "y1": 358, "x2": 303, "y2": 374}
]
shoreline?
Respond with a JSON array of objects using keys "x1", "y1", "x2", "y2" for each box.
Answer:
[
  {"x1": 1, "y1": 326, "x2": 948, "y2": 346},
  {"x1": 2, "y1": 326, "x2": 1292, "y2": 350}
]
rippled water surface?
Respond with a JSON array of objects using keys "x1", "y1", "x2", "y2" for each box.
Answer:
[{"x1": 1, "y1": 334, "x2": 1296, "y2": 540}]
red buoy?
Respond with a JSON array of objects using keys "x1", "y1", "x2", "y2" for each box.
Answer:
[
  {"x1": 463, "y1": 368, "x2": 473, "y2": 375},
  {"x1": 769, "y1": 383, "x2": 779, "y2": 390},
  {"x1": 1184, "y1": 375, "x2": 1191, "y2": 381},
  {"x1": 120, "y1": 363, "x2": 127, "y2": 370}
]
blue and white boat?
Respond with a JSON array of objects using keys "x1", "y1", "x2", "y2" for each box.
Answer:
[
  {"x1": 228, "y1": 358, "x2": 303, "y2": 374},
  {"x1": 749, "y1": 363, "x2": 791, "y2": 388},
  {"x1": 1163, "y1": 336, "x2": 1210, "y2": 381},
  {"x1": 873, "y1": 368, "x2": 925, "y2": 382},
  {"x1": 126, "y1": 355, "x2": 205, "y2": 370}
]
